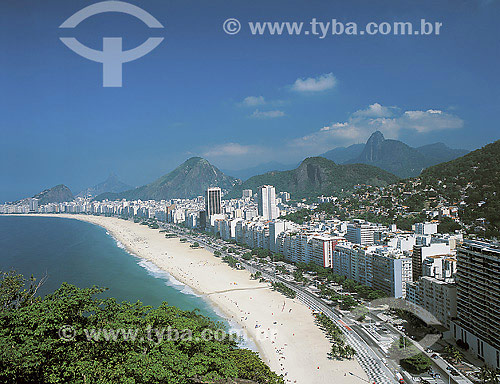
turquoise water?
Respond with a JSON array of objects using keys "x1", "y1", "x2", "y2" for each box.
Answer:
[{"x1": 0, "y1": 215, "x2": 221, "y2": 320}]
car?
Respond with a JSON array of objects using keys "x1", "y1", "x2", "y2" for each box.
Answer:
[
  {"x1": 431, "y1": 354, "x2": 439, "y2": 359},
  {"x1": 450, "y1": 370, "x2": 460, "y2": 377}
]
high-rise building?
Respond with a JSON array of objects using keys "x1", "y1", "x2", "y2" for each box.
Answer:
[
  {"x1": 28, "y1": 198, "x2": 38, "y2": 212},
  {"x1": 242, "y1": 189, "x2": 253, "y2": 199},
  {"x1": 205, "y1": 187, "x2": 221, "y2": 218},
  {"x1": 406, "y1": 277, "x2": 457, "y2": 329},
  {"x1": 453, "y1": 240, "x2": 500, "y2": 369},
  {"x1": 412, "y1": 243, "x2": 451, "y2": 281},
  {"x1": 257, "y1": 185, "x2": 278, "y2": 220},
  {"x1": 414, "y1": 222, "x2": 438, "y2": 235},
  {"x1": 371, "y1": 251, "x2": 412, "y2": 298},
  {"x1": 345, "y1": 220, "x2": 378, "y2": 245}
]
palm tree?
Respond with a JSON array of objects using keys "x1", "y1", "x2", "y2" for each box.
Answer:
[
  {"x1": 479, "y1": 366, "x2": 490, "y2": 384},
  {"x1": 452, "y1": 349, "x2": 463, "y2": 363},
  {"x1": 488, "y1": 369, "x2": 499, "y2": 384}
]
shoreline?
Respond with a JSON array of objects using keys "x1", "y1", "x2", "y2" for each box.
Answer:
[{"x1": 2, "y1": 214, "x2": 368, "y2": 384}]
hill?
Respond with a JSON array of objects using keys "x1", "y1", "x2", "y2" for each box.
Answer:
[
  {"x1": 419, "y1": 139, "x2": 500, "y2": 235},
  {"x1": 226, "y1": 157, "x2": 399, "y2": 199},
  {"x1": 416, "y1": 142, "x2": 469, "y2": 163},
  {"x1": 320, "y1": 143, "x2": 364, "y2": 164},
  {"x1": 33, "y1": 184, "x2": 74, "y2": 205},
  {"x1": 76, "y1": 174, "x2": 132, "y2": 198},
  {"x1": 96, "y1": 157, "x2": 239, "y2": 201},
  {"x1": 323, "y1": 131, "x2": 469, "y2": 178},
  {"x1": 221, "y1": 161, "x2": 297, "y2": 181}
]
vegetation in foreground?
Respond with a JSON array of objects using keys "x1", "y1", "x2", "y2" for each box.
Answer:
[{"x1": 0, "y1": 271, "x2": 283, "y2": 384}]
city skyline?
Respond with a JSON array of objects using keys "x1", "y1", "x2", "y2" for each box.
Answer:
[{"x1": 1, "y1": 0, "x2": 500, "y2": 202}]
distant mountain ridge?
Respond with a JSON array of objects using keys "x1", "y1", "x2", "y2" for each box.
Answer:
[
  {"x1": 33, "y1": 185, "x2": 74, "y2": 205},
  {"x1": 96, "y1": 157, "x2": 240, "y2": 201},
  {"x1": 221, "y1": 161, "x2": 297, "y2": 181},
  {"x1": 226, "y1": 157, "x2": 399, "y2": 199},
  {"x1": 76, "y1": 174, "x2": 132, "y2": 198},
  {"x1": 321, "y1": 131, "x2": 469, "y2": 178}
]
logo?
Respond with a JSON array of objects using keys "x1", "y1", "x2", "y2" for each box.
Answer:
[{"x1": 59, "y1": 1, "x2": 164, "y2": 87}]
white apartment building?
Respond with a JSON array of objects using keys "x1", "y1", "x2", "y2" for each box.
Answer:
[
  {"x1": 414, "y1": 222, "x2": 438, "y2": 235},
  {"x1": 406, "y1": 276, "x2": 457, "y2": 329},
  {"x1": 257, "y1": 185, "x2": 279, "y2": 220}
]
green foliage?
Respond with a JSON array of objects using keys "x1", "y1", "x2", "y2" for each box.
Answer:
[
  {"x1": 213, "y1": 250, "x2": 221, "y2": 257},
  {"x1": 190, "y1": 242, "x2": 200, "y2": 248},
  {"x1": 0, "y1": 272, "x2": 283, "y2": 384},
  {"x1": 226, "y1": 157, "x2": 399, "y2": 200},
  {"x1": 271, "y1": 282, "x2": 296, "y2": 299},
  {"x1": 389, "y1": 337, "x2": 432, "y2": 374},
  {"x1": 315, "y1": 313, "x2": 356, "y2": 360},
  {"x1": 438, "y1": 217, "x2": 461, "y2": 234},
  {"x1": 242, "y1": 252, "x2": 252, "y2": 261},
  {"x1": 250, "y1": 271, "x2": 262, "y2": 280},
  {"x1": 280, "y1": 209, "x2": 312, "y2": 224},
  {"x1": 296, "y1": 262, "x2": 385, "y2": 301},
  {"x1": 420, "y1": 139, "x2": 500, "y2": 236},
  {"x1": 222, "y1": 255, "x2": 238, "y2": 268}
]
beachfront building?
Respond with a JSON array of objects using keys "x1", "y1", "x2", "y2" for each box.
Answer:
[
  {"x1": 452, "y1": 240, "x2": 500, "y2": 369},
  {"x1": 371, "y1": 248, "x2": 412, "y2": 298}
]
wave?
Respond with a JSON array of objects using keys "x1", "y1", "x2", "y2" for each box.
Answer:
[
  {"x1": 136, "y1": 259, "x2": 202, "y2": 298},
  {"x1": 102, "y1": 230, "x2": 255, "y2": 350},
  {"x1": 106, "y1": 230, "x2": 126, "y2": 250}
]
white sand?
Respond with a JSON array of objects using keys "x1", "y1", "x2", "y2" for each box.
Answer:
[{"x1": 20, "y1": 214, "x2": 368, "y2": 384}]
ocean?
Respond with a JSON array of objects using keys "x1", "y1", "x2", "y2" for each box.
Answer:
[{"x1": 0, "y1": 215, "x2": 228, "y2": 325}]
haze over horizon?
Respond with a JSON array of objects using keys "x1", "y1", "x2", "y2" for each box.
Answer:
[{"x1": 1, "y1": 0, "x2": 499, "y2": 202}]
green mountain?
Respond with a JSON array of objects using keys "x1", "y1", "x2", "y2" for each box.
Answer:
[
  {"x1": 96, "y1": 157, "x2": 239, "y2": 201},
  {"x1": 419, "y1": 139, "x2": 500, "y2": 235},
  {"x1": 226, "y1": 157, "x2": 399, "y2": 199},
  {"x1": 76, "y1": 173, "x2": 132, "y2": 198},
  {"x1": 416, "y1": 142, "x2": 469, "y2": 163},
  {"x1": 320, "y1": 143, "x2": 365, "y2": 164},
  {"x1": 337, "y1": 131, "x2": 469, "y2": 178},
  {"x1": 33, "y1": 184, "x2": 74, "y2": 205}
]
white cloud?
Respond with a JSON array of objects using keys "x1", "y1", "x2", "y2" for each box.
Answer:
[
  {"x1": 251, "y1": 109, "x2": 285, "y2": 119},
  {"x1": 352, "y1": 103, "x2": 394, "y2": 118},
  {"x1": 291, "y1": 73, "x2": 336, "y2": 92},
  {"x1": 203, "y1": 143, "x2": 255, "y2": 157},
  {"x1": 290, "y1": 103, "x2": 464, "y2": 152},
  {"x1": 240, "y1": 96, "x2": 265, "y2": 107},
  {"x1": 201, "y1": 103, "x2": 464, "y2": 169}
]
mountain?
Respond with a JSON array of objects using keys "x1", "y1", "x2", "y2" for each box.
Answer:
[
  {"x1": 96, "y1": 157, "x2": 240, "y2": 201},
  {"x1": 320, "y1": 143, "x2": 365, "y2": 164},
  {"x1": 76, "y1": 174, "x2": 132, "y2": 198},
  {"x1": 416, "y1": 142, "x2": 469, "y2": 163},
  {"x1": 346, "y1": 131, "x2": 469, "y2": 178},
  {"x1": 226, "y1": 157, "x2": 399, "y2": 199},
  {"x1": 33, "y1": 184, "x2": 74, "y2": 205},
  {"x1": 418, "y1": 139, "x2": 500, "y2": 234},
  {"x1": 221, "y1": 161, "x2": 297, "y2": 181}
]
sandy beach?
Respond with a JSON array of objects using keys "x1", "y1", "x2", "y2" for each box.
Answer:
[{"x1": 21, "y1": 214, "x2": 368, "y2": 384}]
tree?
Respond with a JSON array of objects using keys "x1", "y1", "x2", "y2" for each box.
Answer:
[{"x1": 0, "y1": 271, "x2": 284, "y2": 384}]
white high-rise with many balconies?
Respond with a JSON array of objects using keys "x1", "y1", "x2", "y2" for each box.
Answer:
[{"x1": 257, "y1": 185, "x2": 278, "y2": 220}]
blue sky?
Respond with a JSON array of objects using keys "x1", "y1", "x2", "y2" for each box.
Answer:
[{"x1": 0, "y1": 0, "x2": 499, "y2": 201}]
